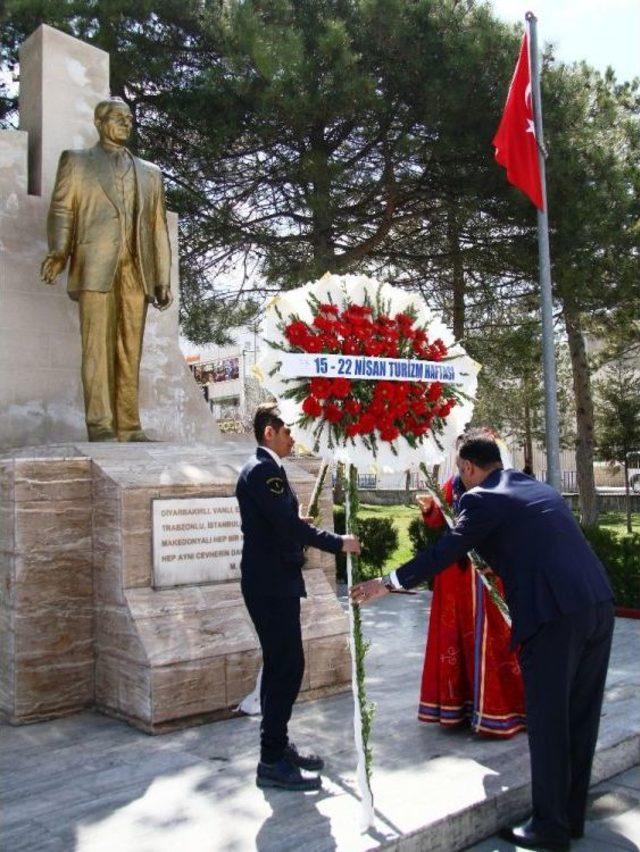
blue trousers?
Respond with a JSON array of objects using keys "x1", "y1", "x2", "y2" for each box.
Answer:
[{"x1": 519, "y1": 600, "x2": 614, "y2": 840}]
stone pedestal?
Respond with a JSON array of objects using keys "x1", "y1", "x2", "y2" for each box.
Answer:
[{"x1": 0, "y1": 443, "x2": 349, "y2": 731}]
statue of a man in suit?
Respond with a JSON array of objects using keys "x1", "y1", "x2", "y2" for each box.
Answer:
[{"x1": 41, "y1": 97, "x2": 173, "y2": 442}]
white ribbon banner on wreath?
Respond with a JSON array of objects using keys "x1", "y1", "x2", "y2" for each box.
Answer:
[{"x1": 279, "y1": 352, "x2": 462, "y2": 384}]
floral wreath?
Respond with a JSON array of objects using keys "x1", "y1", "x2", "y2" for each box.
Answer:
[{"x1": 256, "y1": 274, "x2": 479, "y2": 470}]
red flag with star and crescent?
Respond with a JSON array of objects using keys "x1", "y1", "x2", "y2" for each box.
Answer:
[{"x1": 492, "y1": 31, "x2": 544, "y2": 210}]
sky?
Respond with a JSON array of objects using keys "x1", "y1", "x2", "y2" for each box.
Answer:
[{"x1": 489, "y1": 0, "x2": 639, "y2": 83}]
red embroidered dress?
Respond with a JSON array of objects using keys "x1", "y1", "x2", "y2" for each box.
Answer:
[{"x1": 418, "y1": 476, "x2": 526, "y2": 737}]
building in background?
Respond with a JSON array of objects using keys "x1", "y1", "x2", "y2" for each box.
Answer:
[{"x1": 182, "y1": 329, "x2": 271, "y2": 433}]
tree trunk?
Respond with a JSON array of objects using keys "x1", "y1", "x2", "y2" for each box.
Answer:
[
  {"x1": 447, "y1": 205, "x2": 465, "y2": 341},
  {"x1": 624, "y1": 458, "x2": 632, "y2": 533},
  {"x1": 564, "y1": 302, "x2": 599, "y2": 525},
  {"x1": 308, "y1": 127, "x2": 336, "y2": 277},
  {"x1": 523, "y1": 379, "x2": 534, "y2": 471}
]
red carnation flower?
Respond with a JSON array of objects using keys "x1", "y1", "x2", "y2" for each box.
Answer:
[
  {"x1": 319, "y1": 303, "x2": 339, "y2": 315},
  {"x1": 331, "y1": 378, "x2": 351, "y2": 398},
  {"x1": 427, "y1": 382, "x2": 443, "y2": 402},
  {"x1": 412, "y1": 398, "x2": 428, "y2": 416},
  {"x1": 395, "y1": 312, "x2": 414, "y2": 328},
  {"x1": 357, "y1": 412, "x2": 376, "y2": 434},
  {"x1": 354, "y1": 324, "x2": 373, "y2": 342},
  {"x1": 302, "y1": 396, "x2": 322, "y2": 417},
  {"x1": 344, "y1": 399, "x2": 362, "y2": 415},
  {"x1": 305, "y1": 336, "x2": 323, "y2": 353},
  {"x1": 365, "y1": 340, "x2": 385, "y2": 357},
  {"x1": 313, "y1": 315, "x2": 335, "y2": 333},
  {"x1": 427, "y1": 338, "x2": 447, "y2": 362},
  {"x1": 345, "y1": 422, "x2": 360, "y2": 438},
  {"x1": 285, "y1": 321, "x2": 310, "y2": 347},
  {"x1": 320, "y1": 334, "x2": 340, "y2": 351},
  {"x1": 310, "y1": 378, "x2": 332, "y2": 398},
  {"x1": 375, "y1": 382, "x2": 395, "y2": 401},
  {"x1": 379, "y1": 425, "x2": 400, "y2": 442},
  {"x1": 324, "y1": 403, "x2": 343, "y2": 424}
]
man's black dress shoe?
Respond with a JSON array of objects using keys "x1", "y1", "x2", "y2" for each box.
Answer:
[
  {"x1": 256, "y1": 758, "x2": 321, "y2": 791},
  {"x1": 284, "y1": 741, "x2": 324, "y2": 772},
  {"x1": 499, "y1": 823, "x2": 570, "y2": 851}
]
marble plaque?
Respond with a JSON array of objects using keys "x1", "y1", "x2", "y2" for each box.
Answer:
[{"x1": 152, "y1": 497, "x2": 243, "y2": 587}]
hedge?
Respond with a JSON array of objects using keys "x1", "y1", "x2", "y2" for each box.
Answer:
[
  {"x1": 583, "y1": 526, "x2": 640, "y2": 610},
  {"x1": 333, "y1": 506, "x2": 399, "y2": 582}
]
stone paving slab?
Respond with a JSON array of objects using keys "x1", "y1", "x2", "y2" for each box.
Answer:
[
  {"x1": 468, "y1": 765, "x2": 640, "y2": 851},
  {"x1": 2, "y1": 591, "x2": 639, "y2": 851}
]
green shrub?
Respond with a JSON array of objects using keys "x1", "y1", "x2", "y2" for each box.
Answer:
[
  {"x1": 583, "y1": 525, "x2": 640, "y2": 609},
  {"x1": 358, "y1": 517, "x2": 399, "y2": 579},
  {"x1": 408, "y1": 515, "x2": 443, "y2": 556},
  {"x1": 333, "y1": 507, "x2": 398, "y2": 582}
]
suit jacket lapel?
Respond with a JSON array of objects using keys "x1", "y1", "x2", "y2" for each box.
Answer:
[{"x1": 91, "y1": 144, "x2": 123, "y2": 215}]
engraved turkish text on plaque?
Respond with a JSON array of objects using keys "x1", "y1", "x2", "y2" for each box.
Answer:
[{"x1": 152, "y1": 497, "x2": 243, "y2": 587}]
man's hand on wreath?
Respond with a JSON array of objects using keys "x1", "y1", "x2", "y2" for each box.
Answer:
[
  {"x1": 341, "y1": 534, "x2": 361, "y2": 554},
  {"x1": 350, "y1": 578, "x2": 389, "y2": 606},
  {"x1": 416, "y1": 493, "x2": 435, "y2": 514}
]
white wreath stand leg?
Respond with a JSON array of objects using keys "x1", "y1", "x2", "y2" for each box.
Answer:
[{"x1": 345, "y1": 472, "x2": 376, "y2": 831}]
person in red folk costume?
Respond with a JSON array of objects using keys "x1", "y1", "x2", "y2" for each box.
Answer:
[{"x1": 417, "y1": 434, "x2": 526, "y2": 738}]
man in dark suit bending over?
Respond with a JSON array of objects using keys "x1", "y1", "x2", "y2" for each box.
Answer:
[
  {"x1": 237, "y1": 403, "x2": 360, "y2": 791},
  {"x1": 351, "y1": 432, "x2": 614, "y2": 851}
]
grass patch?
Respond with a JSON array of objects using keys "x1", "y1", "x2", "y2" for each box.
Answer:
[{"x1": 597, "y1": 511, "x2": 639, "y2": 538}]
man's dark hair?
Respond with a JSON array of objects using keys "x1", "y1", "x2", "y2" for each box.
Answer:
[
  {"x1": 458, "y1": 430, "x2": 503, "y2": 469},
  {"x1": 253, "y1": 402, "x2": 285, "y2": 444}
]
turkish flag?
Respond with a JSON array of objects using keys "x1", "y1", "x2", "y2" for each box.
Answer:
[{"x1": 492, "y1": 32, "x2": 544, "y2": 210}]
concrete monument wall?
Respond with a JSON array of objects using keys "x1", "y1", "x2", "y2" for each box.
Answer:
[{"x1": 0, "y1": 25, "x2": 218, "y2": 449}]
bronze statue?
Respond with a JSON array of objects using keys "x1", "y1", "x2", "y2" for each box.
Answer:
[{"x1": 41, "y1": 97, "x2": 173, "y2": 442}]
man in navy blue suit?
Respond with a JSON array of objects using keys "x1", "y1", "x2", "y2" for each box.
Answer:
[
  {"x1": 351, "y1": 432, "x2": 614, "y2": 851},
  {"x1": 236, "y1": 403, "x2": 360, "y2": 791}
]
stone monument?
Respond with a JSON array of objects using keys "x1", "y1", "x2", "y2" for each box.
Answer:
[{"x1": 0, "y1": 25, "x2": 349, "y2": 731}]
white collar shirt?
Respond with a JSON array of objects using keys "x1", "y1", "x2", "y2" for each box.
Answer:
[{"x1": 260, "y1": 445, "x2": 284, "y2": 468}]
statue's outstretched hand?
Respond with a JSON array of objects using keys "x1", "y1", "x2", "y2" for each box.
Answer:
[
  {"x1": 154, "y1": 285, "x2": 173, "y2": 311},
  {"x1": 41, "y1": 254, "x2": 66, "y2": 284}
]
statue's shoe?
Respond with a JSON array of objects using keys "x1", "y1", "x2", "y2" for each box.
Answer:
[
  {"x1": 119, "y1": 430, "x2": 154, "y2": 442},
  {"x1": 88, "y1": 427, "x2": 117, "y2": 442}
]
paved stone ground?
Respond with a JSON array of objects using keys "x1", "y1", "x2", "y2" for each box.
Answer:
[{"x1": 2, "y1": 591, "x2": 639, "y2": 851}]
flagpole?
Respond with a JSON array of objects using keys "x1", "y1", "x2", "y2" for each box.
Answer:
[{"x1": 526, "y1": 11, "x2": 562, "y2": 492}]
